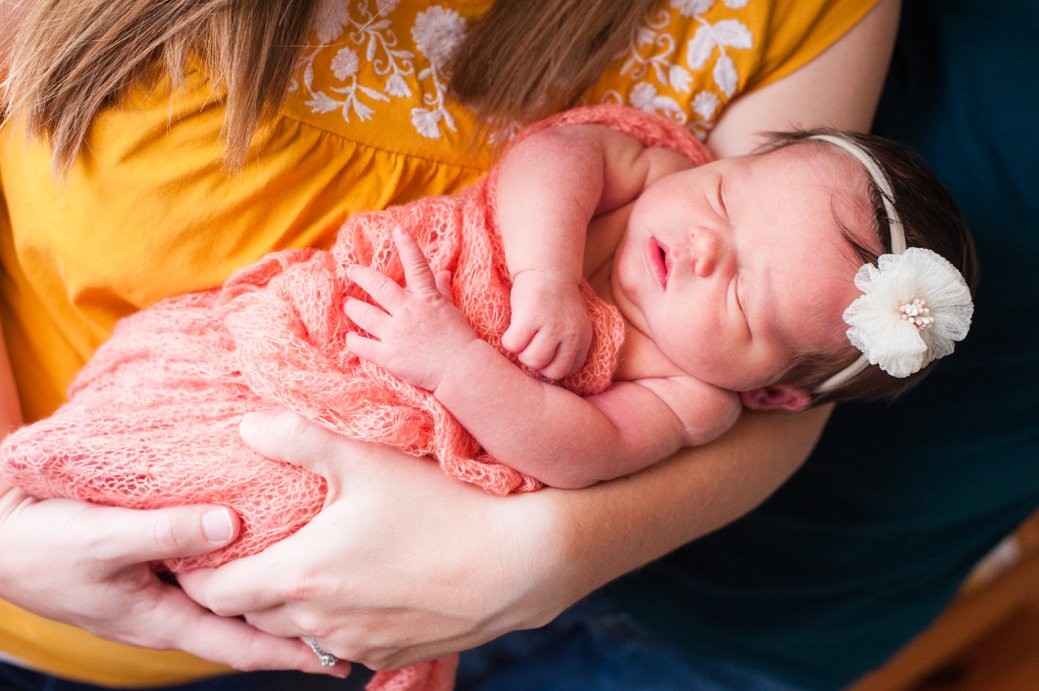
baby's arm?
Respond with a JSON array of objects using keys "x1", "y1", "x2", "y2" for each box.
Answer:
[
  {"x1": 347, "y1": 230, "x2": 740, "y2": 489},
  {"x1": 495, "y1": 124, "x2": 686, "y2": 380}
]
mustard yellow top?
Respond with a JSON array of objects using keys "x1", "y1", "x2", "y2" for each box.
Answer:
[{"x1": 0, "y1": 0, "x2": 876, "y2": 685}]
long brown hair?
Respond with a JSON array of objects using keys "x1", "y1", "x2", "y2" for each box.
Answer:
[
  {"x1": 3, "y1": 0, "x2": 320, "y2": 171},
  {"x1": 446, "y1": 0, "x2": 657, "y2": 123},
  {"x1": 3, "y1": 0, "x2": 655, "y2": 172}
]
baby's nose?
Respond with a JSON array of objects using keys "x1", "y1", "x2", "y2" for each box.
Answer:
[{"x1": 688, "y1": 229, "x2": 725, "y2": 277}]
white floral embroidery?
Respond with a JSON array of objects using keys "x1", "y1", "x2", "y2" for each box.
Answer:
[
  {"x1": 311, "y1": 0, "x2": 350, "y2": 43},
  {"x1": 689, "y1": 19, "x2": 752, "y2": 97},
  {"x1": 629, "y1": 82, "x2": 686, "y2": 121},
  {"x1": 692, "y1": 91, "x2": 719, "y2": 120},
  {"x1": 410, "y1": 6, "x2": 466, "y2": 138},
  {"x1": 297, "y1": 2, "x2": 466, "y2": 140},
  {"x1": 610, "y1": 9, "x2": 685, "y2": 122},
  {"x1": 673, "y1": 0, "x2": 716, "y2": 16},
  {"x1": 605, "y1": 0, "x2": 754, "y2": 138},
  {"x1": 296, "y1": 1, "x2": 756, "y2": 143},
  {"x1": 411, "y1": 6, "x2": 466, "y2": 67}
]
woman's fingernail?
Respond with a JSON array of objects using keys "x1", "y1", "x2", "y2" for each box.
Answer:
[
  {"x1": 202, "y1": 508, "x2": 234, "y2": 543},
  {"x1": 239, "y1": 412, "x2": 266, "y2": 442}
]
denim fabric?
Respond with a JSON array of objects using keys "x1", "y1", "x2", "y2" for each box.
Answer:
[{"x1": 457, "y1": 596, "x2": 804, "y2": 691}]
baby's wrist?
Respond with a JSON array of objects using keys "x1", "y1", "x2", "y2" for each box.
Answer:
[
  {"x1": 511, "y1": 267, "x2": 579, "y2": 286},
  {"x1": 432, "y1": 336, "x2": 493, "y2": 400}
]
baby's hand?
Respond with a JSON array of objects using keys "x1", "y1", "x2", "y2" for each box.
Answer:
[
  {"x1": 502, "y1": 269, "x2": 592, "y2": 380},
  {"x1": 344, "y1": 228, "x2": 476, "y2": 392}
]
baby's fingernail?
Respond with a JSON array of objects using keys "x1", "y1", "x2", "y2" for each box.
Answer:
[{"x1": 202, "y1": 508, "x2": 235, "y2": 543}]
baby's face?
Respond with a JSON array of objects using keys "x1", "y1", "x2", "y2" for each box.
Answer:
[{"x1": 611, "y1": 141, "x2": 880, "y2": 391}]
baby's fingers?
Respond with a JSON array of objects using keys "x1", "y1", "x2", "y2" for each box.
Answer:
[
  {"x1": 345, "y1": 331, "x2": 384, "y2": 366},
  {"x1": 343, "y1": 297, "x2": 388, "y2": 337},
  {"x1": 512, "y1": 330, "x2": 563, "y2": 375},
  {"x1": 393, "y1": 227, "x2": 439, "y2": 294},
  {"x1": 542, "y1": 336, "x2": 590, "y2": 381},
  {"x1": 346, "y1": 264, "x2": 404, "y2": 313},
  {"x1": 501, "y1": 320, "x2": 536, "y2": 355}
]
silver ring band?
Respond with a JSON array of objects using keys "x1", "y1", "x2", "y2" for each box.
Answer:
[{"x1": 303, "y1": 636, "x2": 339, "y2": 667}]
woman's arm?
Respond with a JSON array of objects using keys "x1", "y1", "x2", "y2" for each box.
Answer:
[
  {"x1": 0, "y1": 484, "x2": 351, "y2": 675},
  {"x1": 707, "y1": 0, "x2": 900, "y2": 156}
]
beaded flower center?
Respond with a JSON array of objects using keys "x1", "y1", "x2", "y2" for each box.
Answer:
[{"x1": 899, "y1": 297, "x2": 933, "y2": 330}]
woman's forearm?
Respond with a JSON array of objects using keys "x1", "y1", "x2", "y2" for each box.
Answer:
[{"x1": 527, "y1": 405, "x2": 832, "y2": 605}]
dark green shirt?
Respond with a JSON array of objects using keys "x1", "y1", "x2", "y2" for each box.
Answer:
[{"x1": 607, "y1": 1, "x2": 1039, "y2": 686}]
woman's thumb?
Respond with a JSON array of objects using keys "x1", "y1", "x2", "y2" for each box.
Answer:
[
  {"x1": 110, "y1": 504, "x2": 239, "y2": 564},
  {"x1": 239, "y1": 409, "x2": 345, "y2": 478}
]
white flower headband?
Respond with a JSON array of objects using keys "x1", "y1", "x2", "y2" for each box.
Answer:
[{"x1": 812, "y1": 134, "x2": 974, "y2": 394}]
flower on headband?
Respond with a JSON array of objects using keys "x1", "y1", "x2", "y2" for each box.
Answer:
[{"x1": 843, "y1": 247, "x2": 973, "y2": 378}]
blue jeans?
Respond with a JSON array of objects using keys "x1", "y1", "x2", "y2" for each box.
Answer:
[{"x1": 457, "y1": 595, "x2": 804, "y2": 691}]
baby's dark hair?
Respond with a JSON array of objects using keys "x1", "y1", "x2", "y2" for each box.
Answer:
[{"x1": 760, "y1": 129, "x2": 979, "y2": 406}]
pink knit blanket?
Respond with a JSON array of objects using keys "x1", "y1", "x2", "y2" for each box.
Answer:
[{"x1": 0, "y1": 105, "x2": 710, "y2": 691}]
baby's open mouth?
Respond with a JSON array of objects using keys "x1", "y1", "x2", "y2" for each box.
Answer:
[{"x1": 646, "y1": 237, "x2": 669, "y2": 288}]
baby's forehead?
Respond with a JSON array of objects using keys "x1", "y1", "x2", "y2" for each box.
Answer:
[
  {"x1": 780, "y1": 141, "x2": 883, "y2": 253},
  {"x1": 750, "y1": 144, "x2": 877, "y2": 351}
]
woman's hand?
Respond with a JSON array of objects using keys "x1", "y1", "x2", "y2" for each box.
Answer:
[
  {"x1": 0, "y1": 484, "x2": 346, "y2": 676},
  {"x1": 180, "y1": 403, "x2": 828, "y2": 671},
  {"x1": 179, "y1": 410, "x2": 576, "y2": 671}
]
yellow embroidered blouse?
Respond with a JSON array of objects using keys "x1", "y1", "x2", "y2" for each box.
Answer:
[{"x1": 0, "y1": 0, "x2": 875, "y2": 685}]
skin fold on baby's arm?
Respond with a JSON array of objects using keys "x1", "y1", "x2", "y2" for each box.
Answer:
[
  {"x1": 496, "y1": 123, "x2": 692, "y2": 381},
  {"x1": 345, "y1": 229, "x2": 741, "y2": 489}
]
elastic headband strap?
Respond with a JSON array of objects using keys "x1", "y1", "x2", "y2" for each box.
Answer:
[{"x1": 811, "y1": 134, "x2": 906, "y2": 394}]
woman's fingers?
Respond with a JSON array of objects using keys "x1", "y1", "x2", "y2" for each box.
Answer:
[
  {"x1": 238, "y1": 409, "x2": 368, "y2": 479},
  {"x1": 142, "y1": 584, "x2": 350, "y2": 676}
]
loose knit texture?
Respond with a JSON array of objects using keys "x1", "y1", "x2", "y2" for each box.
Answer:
[{"x1": 0, "y1": 105, "x2": 711, "y2": 691}]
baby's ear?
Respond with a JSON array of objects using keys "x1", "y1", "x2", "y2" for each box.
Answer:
[{"x1": 739, "y1": 386, "x2": 812, "y2": 412}]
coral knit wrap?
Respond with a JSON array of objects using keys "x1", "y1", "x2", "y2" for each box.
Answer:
[{"x1": 0, "y1": 106, "x2": 710, "y2": 690}]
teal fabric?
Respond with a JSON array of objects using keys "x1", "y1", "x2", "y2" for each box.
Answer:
[{"x1": 605, "y1": 1, "x2": 1039, "y2": 687}]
